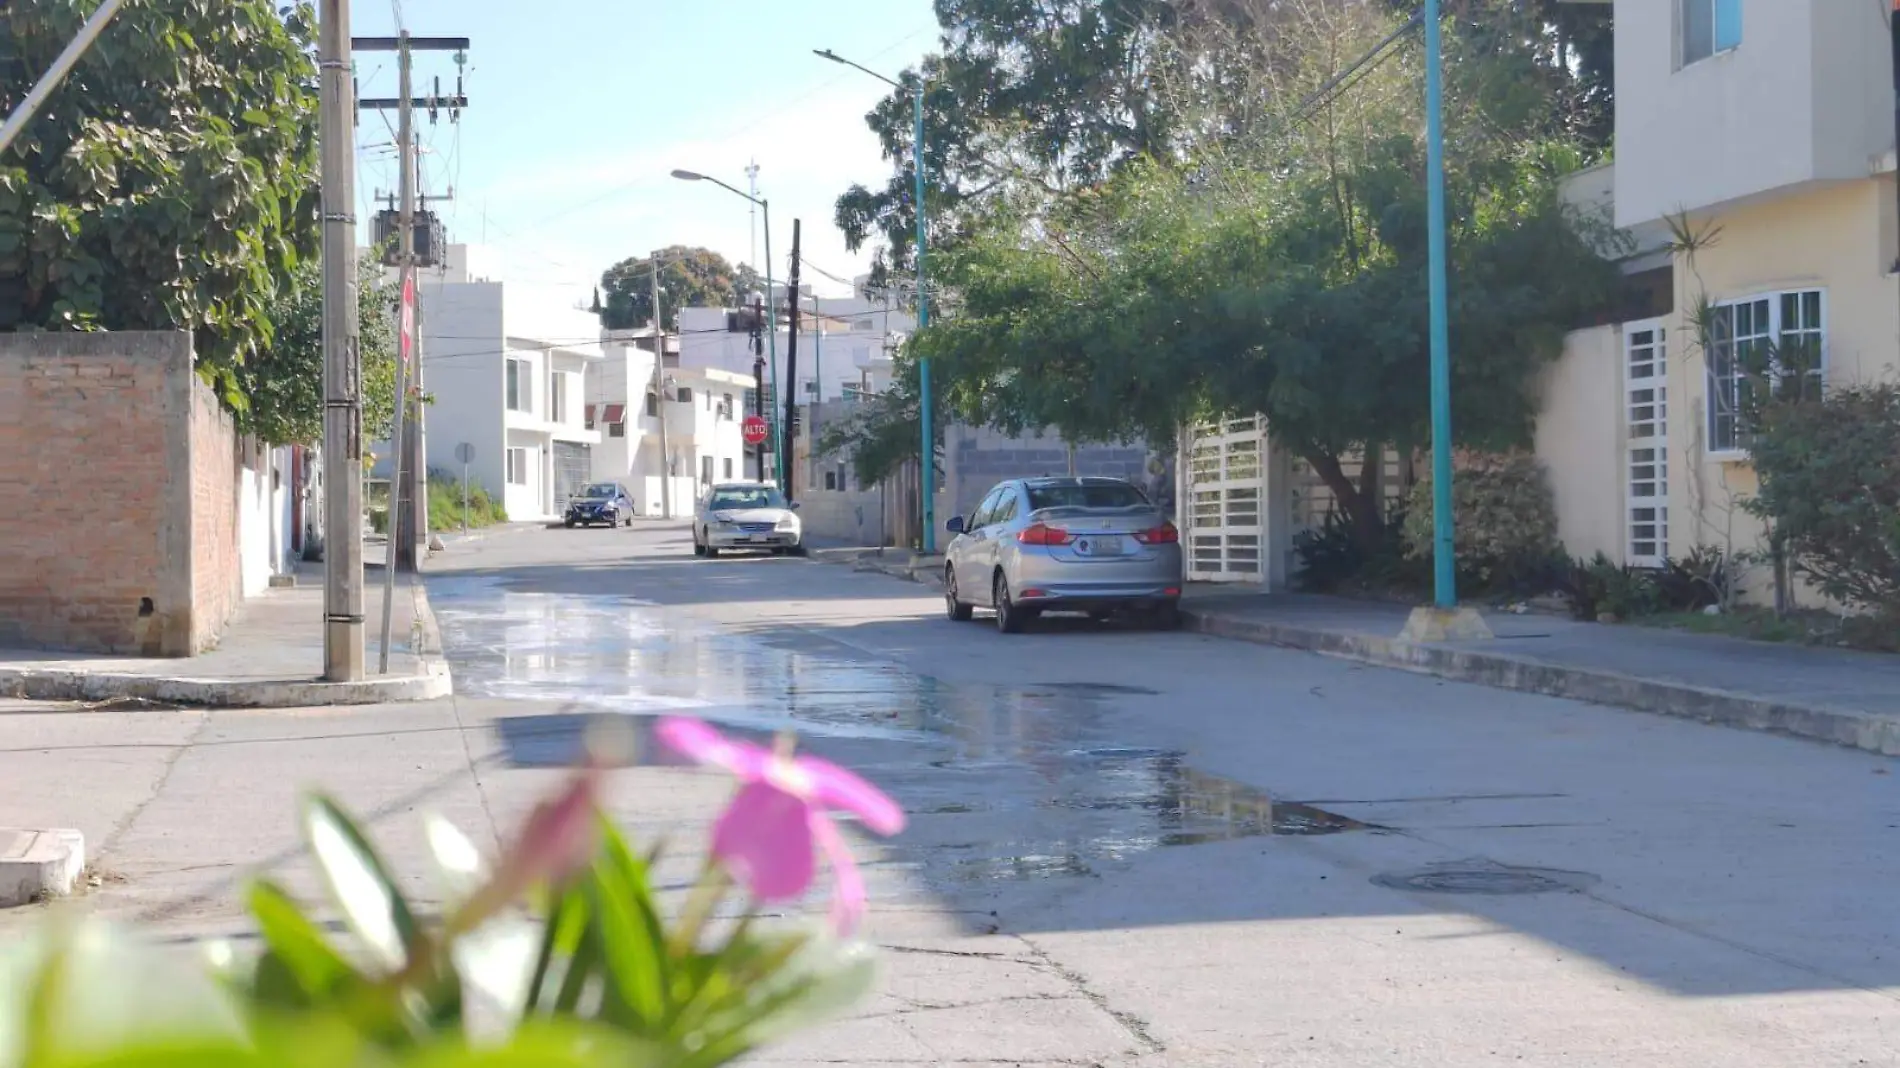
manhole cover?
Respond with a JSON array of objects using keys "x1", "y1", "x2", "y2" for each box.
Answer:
[{"x1": 1372, "y1": 862, "x2": 1598, "y2": 896}]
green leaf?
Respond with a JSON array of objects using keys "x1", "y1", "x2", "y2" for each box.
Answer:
[
  {"x1": 299, "y1": 793, "x2": 422, "y2": 972},
  {"x1": 400, "y1": 1021, "x2": 665, "y2": 1068},
  {"x1": 245, "y1": 880, "x2": 357, "y2": 1000},
  {"x1": 583, "y1": 868, "x2": 665, "y2": 1032},
  {"x1": 423, "y1": 815, "x2": 488, "y2": 902},
  {"x1": 683, "y1": 936, "x2": 876, "y2": 1067}
]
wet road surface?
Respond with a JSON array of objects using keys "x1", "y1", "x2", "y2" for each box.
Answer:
[{"x1": 415, "y1": 522, "x2": 1900, "y2": 1065}]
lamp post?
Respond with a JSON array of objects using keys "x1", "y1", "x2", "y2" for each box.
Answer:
[
  {"x1": 671, "y1": 169, "x2": 784, "y2": 489},
  {"x1": 814, "y1": 47, "x2": 935, "y2": 553},
  {"x1": 1424, "y1": 0, "x2": 1455, "y2": 609}
]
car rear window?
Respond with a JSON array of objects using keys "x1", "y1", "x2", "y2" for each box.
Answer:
[{"x1": 1026, "y1": 483, "x2": 1149, "y2": 511}]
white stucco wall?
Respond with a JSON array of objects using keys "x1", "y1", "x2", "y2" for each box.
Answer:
[{"x1": 1611, "y1": 0, "x2": 1893, "y2": 228}]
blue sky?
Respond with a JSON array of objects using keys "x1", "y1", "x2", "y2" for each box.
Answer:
[{"x1": 349, "y1": 0, "x2": 942, "y2": 296}]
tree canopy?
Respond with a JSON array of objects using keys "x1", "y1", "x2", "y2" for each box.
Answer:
[
  {"x1": 835, "y1": 0, "x2": 1614, "y2": 289},
  {"x1": 238, "y1": 252, "x2": 399, "y2": 447},
  {"x1": 598, "y1": 246, "x2": 757, "y2": 331},
  {"x1": 0, "y1": 0, "x2": 321, "y2": 408},
  {"x1": 901, "y1": 1, "x2": 1621, "y2": 546}
]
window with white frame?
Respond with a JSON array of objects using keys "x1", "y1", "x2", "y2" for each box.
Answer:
[
  {"x1": 505, "y1": 359, "x2": 532, "y2": 413},
  {"x1": 1705, "y1": 288, "x2": 1824, "y2": 455},
  {"x1": 549, "y1": 371, "x2": 570, "y2": 424},
  {"x1": 506, "y1": 447, "x2": 529, "y2": 486},
  {"x1": 1680, "y1": 0, "x2": 1741, "y2": 66}
]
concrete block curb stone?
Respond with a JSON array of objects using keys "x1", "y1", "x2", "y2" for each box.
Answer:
[
  {"x1": 0, "y1": 828, "x2": 83, "y2": 907},
  {"x1": 1181, "y1": 609, "x2": 1900, "y2": 758},
  {"x1": 0, "y1": 575, "x2": 454, "y2": 710}
]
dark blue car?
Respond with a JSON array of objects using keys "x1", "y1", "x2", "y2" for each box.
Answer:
[{"x1": 565, "y1": 482, "x2": 634, "y2": 528}]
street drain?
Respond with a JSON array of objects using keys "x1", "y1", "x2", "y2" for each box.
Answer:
[{"x1": 1372, "y1": 861, "x2": 1598, "y2": 896}]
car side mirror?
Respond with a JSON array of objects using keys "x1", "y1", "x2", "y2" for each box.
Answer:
[
  {"x1": 789, "y1": 501, "x2": 802, "y2": 510},
  {"x1": 945, "y1": 515, "x2": 965, "y2": 534}
]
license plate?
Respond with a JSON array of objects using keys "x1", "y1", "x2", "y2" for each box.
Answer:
[{"x1": 1076, "y1": 535, "x2": 1123, "y2": 556}]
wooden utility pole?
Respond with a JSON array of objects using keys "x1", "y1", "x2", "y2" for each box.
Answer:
[
  {"x1": 354, "y1": 34, "x2": 468, "y2": 577},
  {"x1": 319, "y1": 0, "x2": 364, "y2": 681},
  {"x1": 783, "y1": 219, "x2": 802, "y2": 502}
]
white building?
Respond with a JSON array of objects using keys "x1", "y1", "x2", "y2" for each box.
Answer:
[
  {"x1": 676, "y1": 278, "x2": 912, "y2": 407},
  {"x1": 407, "y1": 245, "x2": 605, "y2": 521},
  {"x1": 588, "y1": 329, "x2": 751, "y2": 515}
]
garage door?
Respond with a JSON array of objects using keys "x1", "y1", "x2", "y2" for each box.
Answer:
[{"x1": 551, "y1": 442, "x2": 592, "y2": 513}]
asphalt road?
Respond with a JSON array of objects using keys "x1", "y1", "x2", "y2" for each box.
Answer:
[{"x1": 6, "y1": 520, "x2": 1900, "y2": 1065}]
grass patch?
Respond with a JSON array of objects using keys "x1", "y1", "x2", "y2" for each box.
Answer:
[
  {"x1": 428, "y1": 473, "x2": 508, "y2": 530},
  {"x1": 1642, "y1": 608, "x2": 1900, "y2": 654}
]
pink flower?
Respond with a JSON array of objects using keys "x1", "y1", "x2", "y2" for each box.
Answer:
[
  {"x1": 656, "y1": 717, "x2": 905, "y2": 935},
  {"x1": 450, "y1": 766, "x2": 601, "y2": 934}
]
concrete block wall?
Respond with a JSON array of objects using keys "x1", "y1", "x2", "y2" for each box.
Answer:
[{"x1": 0, "y1": 332, "x2": 241, "y2": 655}]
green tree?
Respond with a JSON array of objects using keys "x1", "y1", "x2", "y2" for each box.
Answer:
[
  {"x1": 833, "y1": 0, "x2": 1181, "y2": 286},
  {"x1": 598, "y1": 246, "x2": 743, "y2": 330},
  {"x1": 237, "y1": 252, "x2": 399, "y2": 447},
  {"x1": 911, "y1": 5, "x2": 1622, "y2": 550},
  {"x1": 0, "y1": 0, "x2": 322, "y2": 405}
]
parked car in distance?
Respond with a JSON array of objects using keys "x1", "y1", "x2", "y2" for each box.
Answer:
[
  {"x1": 942, "y1": 476, "x2": 1183, "y2": 633},
  {"x1": 565, "y1": 482, "x2": 635, "y2": 528},
  {"x1": 693, "y1": 481, "x2": 804, "y2": 558}
]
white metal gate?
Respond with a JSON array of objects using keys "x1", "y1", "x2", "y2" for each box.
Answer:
[
  {"x1": 1186, "y1": 417, "x2": 1267, "y2": 581},
  {"x1": 1624, "y1": 321, "x2": 1668, "y2": 568}
]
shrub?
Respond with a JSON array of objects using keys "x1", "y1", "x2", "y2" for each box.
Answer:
[
  {"x1": 1294, "y1": 510, "x2": 1424, "y2": 593},
  {"x1": 1562, "y1": 552, "x2": 1660, "y2": 621},
  {"x1": 1652, "y1": 545, "x2": 1734, "y2": 613},
  {"x1": 1403, "y1": 451, "x2": 1561, "y2": 594},
  {"x1": 1748, "y1": 384, "x2": 1900, "y2": 619},
  {"x1": 428, "y1": 468, "x2": 510, "y2": 528}
]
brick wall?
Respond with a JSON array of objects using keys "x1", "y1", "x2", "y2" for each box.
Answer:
[
  {"x1": 189, "y1": 382, "x2": 243, "y2": 651},
  {"x1": 0, "y1": 332, "x2": 241, "y2": 655}
]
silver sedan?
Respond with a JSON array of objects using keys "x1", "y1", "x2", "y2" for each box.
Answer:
[
  {"x1": 942, "y1": 476, "x2": 1184, "y2": 633},
  {"x1": 693, "y1": 482, "x2": 804, "y2": 557}
]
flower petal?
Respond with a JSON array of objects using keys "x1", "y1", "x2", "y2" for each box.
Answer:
[
  {"x1": 656, "y1": 717, "x2": 770, "y2": 779},
  {"x1": 812, "y1": 814, "x2": 868, "y2": 937},
  {"x1": 712, "y1": 781, "x2": 816, "y2": 902},
  {"x1": 796, "y1": 754, "x2": 905, "y2": 836}
]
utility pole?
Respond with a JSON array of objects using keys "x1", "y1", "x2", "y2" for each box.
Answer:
[
  {"x1": 752, "y1": 295, "x2": 767, "y2": 482},
  {"x1": 651, "y1": 252, "x2": 673, "y2": 518},
  {"x1": 811, "y1": 301, "x2": 823, "y2": 490},
  {"x1": 746, "y1": 160, "x2": 761, "y2": 274},
  {"x1": 783, "y1": 219, "x2": 802, "y2": 502},
  {"x1": 319, "y1": 0, "x2": 364, "y2": 682},
  {"x1": 353, "y1": 34, "x2": 468, "y2": 574},
  {"x1": 1424, "y1": 0, "x2": 1455, "y2": 610},
  {"x1": 373, "y1": 31, "x2": 417, "y2": 674}
]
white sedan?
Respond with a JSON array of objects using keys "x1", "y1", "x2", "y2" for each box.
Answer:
[{"x1": 692, "y1": 482, "x2": 804, "y2": 558}]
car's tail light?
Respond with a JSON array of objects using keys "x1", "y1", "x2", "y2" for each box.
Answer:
[
  {"x1": 1018, "y1": 523, "x2": 1074, "y2": 546},
  {"x1": 1134, "y1": 522, "x2": 1180, "y2": 545}
]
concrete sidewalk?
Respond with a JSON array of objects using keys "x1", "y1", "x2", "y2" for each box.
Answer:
[
  {"x1": 0, "y1": 555, "x2": 451, "y2": 708},
  {"x1": 819, "y1": 547, "x2": 1900, "y2": 757}
]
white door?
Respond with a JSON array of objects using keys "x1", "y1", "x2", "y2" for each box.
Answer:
[
  {"x1": 1624, "y1": 320, "x2": 1669, "y2": 568},
  {"x1": 1185, "y1": 417, "x2": 1267, "y2": 582}
]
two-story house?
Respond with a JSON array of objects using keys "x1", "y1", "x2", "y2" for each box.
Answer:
[
  {"x1": 414, "y1": 245, "x2": 604, "y2": 521},
  {"x1": 1541, "y1": 0, "x2": 1898, "y2": 599},
  {"x1": 587, "y1": 329, "x2": 750, "y2": 515}
]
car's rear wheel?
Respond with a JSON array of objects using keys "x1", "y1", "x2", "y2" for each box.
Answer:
[
  {"x1": 564, "y1": 519, "x2": 575, "y2": 529},
  {"x1": 994, "y1": 573, "x2": 1032, "y2": 634},
  {"x1": 945, "y1": 567, "x2": 973, "y2": 621}
]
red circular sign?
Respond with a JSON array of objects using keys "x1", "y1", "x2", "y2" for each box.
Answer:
[{"x1": 741, "y1": 415, "x2": 769, "y2": 445}]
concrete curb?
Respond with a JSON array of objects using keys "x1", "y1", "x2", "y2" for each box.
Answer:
[
  {"x1": 1, "y1": 828, "x2": 84, "y2": 907},
  {"x1": 1181, "y1": 609, "x2": 1900, "y2": 757},
  {"x1": 0, "y1": 574, "x2": 454, "y2": 710}
]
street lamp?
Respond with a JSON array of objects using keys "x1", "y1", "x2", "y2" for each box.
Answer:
[
  {"x1": 671, "y1": 168, "x2": 784, "y2": 489},
  {"x1": 1423, "y1": 0, "x2": 1454, "y2": 610},
  {"x1": 814, "y1": 47, "x2": 936, "y2": 553}
]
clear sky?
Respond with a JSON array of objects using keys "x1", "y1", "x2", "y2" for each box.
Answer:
[{"x1": 349, "y1": 0, "x2": 943, "y2": 297}]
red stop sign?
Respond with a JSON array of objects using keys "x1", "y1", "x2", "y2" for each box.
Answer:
[{"x1": 741, "y1": 415, "x2": 769, "y2": 445}]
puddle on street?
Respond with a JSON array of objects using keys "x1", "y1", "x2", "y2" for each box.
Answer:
[{"x1": 431, "y1": 577, "x2": 1369, "y2": 886}]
